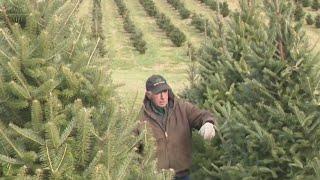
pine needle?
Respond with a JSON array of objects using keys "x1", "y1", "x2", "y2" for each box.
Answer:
[
  {"x1": 87, "y1": 37, "x2": 100, "y2": 66},
  {"x1": 45, "y1": 141, "x2": 54, "y2": 173},
  {"x1": 0, "y1": 123, "x2": 23, "y2": 158},
  {"x1": 0, "y1": 28, "x2": 17, "y2": 54},
  {"x1": 9, "y1": 123, "x2": 45, "y2": 145},
  {"x1": 54, "y1": 144, "x2": 68, "y2": 173},
  {"x1": 0, "y1": 154, "x2": 23, "y2": 165}
]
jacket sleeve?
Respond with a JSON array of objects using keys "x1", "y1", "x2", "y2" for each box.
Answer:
[{"x1": 185, "y1": 101, "x2": 216, "y2": 130}]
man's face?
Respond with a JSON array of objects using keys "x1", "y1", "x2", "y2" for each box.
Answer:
[{"x1": 149, "y1": 90, "x2": 169, "y2": 107}]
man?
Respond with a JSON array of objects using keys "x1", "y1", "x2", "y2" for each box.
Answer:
[{"x1": 137, "y1": 74, "x2": 216, "y2": 180}]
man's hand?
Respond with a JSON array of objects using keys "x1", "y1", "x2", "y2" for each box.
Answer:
[{"x1": 199, "y1": 122, "x2": 215, "y2": 140}]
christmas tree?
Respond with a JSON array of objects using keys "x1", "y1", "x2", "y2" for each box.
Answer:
[
  {"x1": 0, "y1": 0, "x2": 170, "y2": 179},
  {"x1": 185, "y1": 0, "x2": 320, "y2": 179}
]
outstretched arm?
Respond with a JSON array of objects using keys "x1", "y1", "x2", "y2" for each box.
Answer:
[
  {"x1": 185, "y1": 101, "x2": 215, "y2": 129},
  {"x1": 185, "y1": 101, "x2": 216, "y2": 140}
]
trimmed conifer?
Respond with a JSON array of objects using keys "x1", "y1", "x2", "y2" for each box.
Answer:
[
  {"x1": 0, "y1": 0, "x2": 165, "y2": 178},
  {"x1": 302, "y1": 0, "x2": 311, "y2": 7},
  {"x1": 185, "y1": 0, "x2": 320, "y2": 179},
  {"x1": 220, "y1": 2, "x2": 230, "y2": 17},
  {"x1": 167, "y1": 0, "x2": 191, "y2": 19},
  {"x1": 139, "y1": 0, "x2": 186, "y2": 46},
  {"x1": 169, "y1": 27, "x2": 186, "y2": 47},
  {"x1": 115, "y1": 0, "x2": 148, "y2": 53},
  {"x1": 315, "y1": 14, "x2": 320, "y2": 28},
  {"x1": 294, "y1": 4, "x2": 305, "y2": 21},
  {"x1": 312, "y1": 0, "x2": 320, "y2": 10},
  {"x1": 191, "y1": 14, "x2": 214, "y2": 37},
  {"x1": 92, "y1": 0, "x2": 107, "y2": 56},
  {"x1": 306, "y1": 14, "x2": 314, "y2": 25}
]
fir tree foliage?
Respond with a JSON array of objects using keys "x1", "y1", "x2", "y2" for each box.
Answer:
[
  {"x1": 200, "y1": 0, "x2": 218, "y2": 11},
  {"x1": 167, "y1": 0, "x2": 191, "y2": 19},
  {"x1": 139, "y1": 0, "x2": 186, "y2": 47},
  {"x1": 220, "y1": 1, "x2": 230, "y2": 17},
  {"x1": 315, "y1": 14, "x2": 320, "y2": 28},
  {"x1": 0, "y1": 0, "x2": 111, "y2": 177},
  {"x1": 0, "y1": 0, "x2": 165, "y2": 179},
  {"x1": 114, "y1": 0, "x2": 147, "y2": 54},
  {"x1": 312, "y1": 0, "x2": 320, "y2": 10},
  {"x1": 294, "y1": 4, "x2": 305, "y2": 21},
  {"x1": 92, "y1": 0, "x2": 107, "y2": 56},
  {"x1": 306, "y1": 13, "x2": 314, "y2": 25},
  {"x1": 302, "y1": 0, "x2": 311, "y2": 7},
  {"x1": 185, "y1": 0, "x2": 320, "y2": 179},
  {"x1": 191, "y1": 14, "x2": 214, "y2": 37}
]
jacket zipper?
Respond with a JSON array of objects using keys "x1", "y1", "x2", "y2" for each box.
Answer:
[
  {"x1": 148, "y1": 116, "x2": 170, "y2": 168},
  {"x1": 165, "y1": 110, "x2": 174, "y2": 169},
  {"x1": 145, "y1": 106, "x2": 175, "y2": 169}
]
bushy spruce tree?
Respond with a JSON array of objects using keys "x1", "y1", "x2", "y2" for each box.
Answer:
[
  {"x1": 220, "y1": 1, "x2": 230, "y2": 17},
  {"x1": 208, "y1": 0, "x2": 218, "y2": 11},
  {"x1": 0, "y1": 0, "x2": 168, "y2": 179},
  {"x1": 312, "y1": 0, "x2": 320, "y2": 10},
  {"x1": 315, "y1": 14, "x2": 320, "y2": 28},
  {"x1": 294, "y1": 4, "x2": 305, "y2": 21},
  {"x1": 302, "y1": 0, "x2": 311, "y2": 7},
  {"x1": 306, "y1": 14, "x2": 314, "y2": 25},
  {"x1": 184, "y1": 0, "x2": 320, "y2": 179}
]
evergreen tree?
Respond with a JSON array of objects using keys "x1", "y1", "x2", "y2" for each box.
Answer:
[
  {"x1": 0, "y1": 0, "x2": 169, "y2": 178},
  {"x1": 184, "y1": 0, "x2": 320, "y2": 179},
  {"x1": 208, "y1": 0, "x2": 218, "y2": 11},
  {"x1": 220, "y1": 1, "x2": 230, "y2": 17},
  {"x1": 169, "y1": 27, "x2": 186, "y2": 47},
  {"x1": 167, "y1": 0, "x2": 191, "y2": 19},
  {"x1": 92, "y1": 0, "x2": 107, "y2": 56},
  {"x1": 312, "y1": 0, "x2": 320, "y2": 10},
  {"x1": 306, "y1": 14, "x2": 314, "y2": 25},
  {"x1": 315, "y1": 14, "x2": 320, "y2": 28},
  {"x1": 294, "y1": 4, "x2": 305, "y2": 21},
  {"x1": 302, "y1": 0, "x2": 311, "y2": 7}
]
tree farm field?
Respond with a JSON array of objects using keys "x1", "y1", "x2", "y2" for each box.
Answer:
[{"x1": 77, "y1": 0, "x2": 320, "y2": 106}]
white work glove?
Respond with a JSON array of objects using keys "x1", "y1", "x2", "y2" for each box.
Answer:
[{"x1": 199, "y1": 122, "x2": 215, "y2": 140}]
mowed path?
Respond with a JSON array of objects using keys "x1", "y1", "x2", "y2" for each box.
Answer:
[
  {"x1": 77, "y1": 0, "x2": 91, "y2": 20},
  {"x1": 102, "y1": 0, "x2": 136, "y2": 69},
  {"x1": 305, "y1": 27, "x2": 320, "y2": 54}
]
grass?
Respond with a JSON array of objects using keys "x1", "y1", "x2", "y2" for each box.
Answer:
[
  {"x1": 102, "y1": 0, "x2": 137, "y2": 69},
  {"x1": 303, "y1": 7, "x2": 320, "y2": 53},
  {"x1": 76, "y1": 0, "x2": 92, "y2": 30},
  {"x1": 112, "y1": 68, "x2": 189, "y2": 106},
  {"x1": 305, "y1": 26, "x2": 320, "y2": 53},
  {"x1": 77, "y1": 0, "x2": 91, "y2": 20}
]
